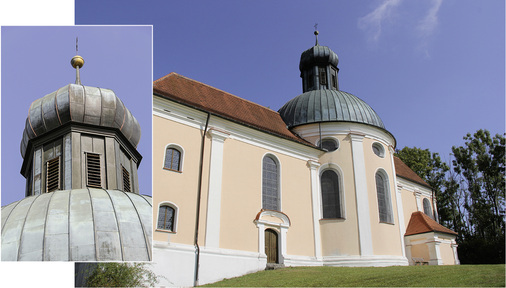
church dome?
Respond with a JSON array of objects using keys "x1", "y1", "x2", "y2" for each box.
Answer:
[
  {"x1": 299, "y1": 45, "x2": 339, "y2": 72},
  {"x1": 1, "y1": 189, "x2": 152, "y2": 261},
  {"x1": 20, "y1": 83, "x2": 141, "y2": 158},
  {"x1": 278, "y1": 89, "x2": 385, "y2": 129}
]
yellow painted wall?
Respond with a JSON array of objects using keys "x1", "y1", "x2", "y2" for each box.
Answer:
[
  {"x1": 363, "y1": 137, "x2": 403, "y2": 256},
  {"x1": 410, "y1": 242, "x2": 430, "y2": 262},
  {"x1": 219, "y1": 138, "x2": 316, "y2": 256},
  {"x1": 401, "y1": 189, "x2": 418, "y2": 227},
  {"x1": 152, "y1": 115, "x2": 211, "y2": 246},
  {"x1": 317, "y1": 134, "x2": 361, "y2": 256}
]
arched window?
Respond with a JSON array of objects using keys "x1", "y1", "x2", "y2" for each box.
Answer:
[
  {"x1": 423, "y1": 198, "x2": 433, "y2": 219},
  {"x1": 262, "y1": 155, "x2": 280, "y2": 211},
  {"x1": 164, "y1": 147, "x2": 182, "y2": 172},
  {"x1": 376, "y1": 171, "x2": 393, "y2": 223},
  {"x1": 157, "y1": 204, "x2": 176, "y2": 232},
  {"x1": 321, "y1": 170, "x2": 342, "y2": 218}
]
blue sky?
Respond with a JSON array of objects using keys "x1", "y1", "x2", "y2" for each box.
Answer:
[
  {"x1": 75, "y1": 0, "x2": 504, "y2": 164},
  {"x1": 1, "y1": 26, "x2": 152, "y2": 206}
]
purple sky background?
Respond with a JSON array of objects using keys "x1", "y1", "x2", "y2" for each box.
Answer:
[
  {"x1": 75, "y1": 0, "x2": 504, "y2": 167},
  {"x1": 1, "y1": 26, "x2": 152, "y2": 206}
]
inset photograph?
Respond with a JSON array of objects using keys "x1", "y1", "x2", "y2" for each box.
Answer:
[{"x1": 1, "y1": 25, "x2": 153, "y2": 261}]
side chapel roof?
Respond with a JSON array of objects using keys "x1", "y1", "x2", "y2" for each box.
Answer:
[
  {"x1": 153, "y1": 73, "x2": 315, "y2": 148},
  {"x1": 405, "y1": 211, "x2": 457, "y2": 236},
  {"x1": 394, "y1": 156, "x2": 431, "y2": 188}
]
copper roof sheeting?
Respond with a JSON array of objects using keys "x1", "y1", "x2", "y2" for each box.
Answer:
[
  {"x1": 394, "y1": 156, "x2": 431, "y2": 188},
  {"x1": 278, "y1": 89, "x2": 385, "y2": 129},
  {"x1": 153, "y1": 73, "x2": 314, "y2": 147},
  {"x1": 21, "y1": 84, "x2": 141, "y2": 158},
  {"x1": 1, "y1": 189, "x2": 152, "y2": 261},
  {"x1": 405, "y1": 211, "x2": 457, "y2": 236}
]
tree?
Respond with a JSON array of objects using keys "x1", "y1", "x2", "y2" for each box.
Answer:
[
  {"x1": 75, "y1": 262, "x2": 161, "y2": 287},
  {"x1": 451, "y1": 130, "x2": 505, "y2": 263},
  {"x1": 395, "y1": 147, "x2": 450, "y2": 221}
]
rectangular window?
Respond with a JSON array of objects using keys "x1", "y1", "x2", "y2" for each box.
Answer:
[
  {"x1": 122, "y1": 165, "x2": 131, "y2": 192},
  {"x1": 319, "y1": 67, "x2": 327, "y2": 86},
  {"x1": 46, "y1": 157, "x2": 60, "y2": 192},
  {"x1": 86, "y1": 153, "x2": 102, "y2": 188}
]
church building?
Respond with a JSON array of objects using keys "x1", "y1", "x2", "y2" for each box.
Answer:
[{"x1": 151, "y1": 32, "x2": 459, "y2": 286}]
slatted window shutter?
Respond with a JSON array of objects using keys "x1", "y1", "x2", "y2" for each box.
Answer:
[
  {"x1": 86, "y1": 153, "x2": 102, "y2": 188},
  {"x1": 46, "y1": 157, "x2": 60, "y2": 192},
  {"x1": 122, "y1": 166, "x2": 131, "y2": 192}
]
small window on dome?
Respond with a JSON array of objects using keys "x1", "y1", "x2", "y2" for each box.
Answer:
[
  {"x1": 331, "y1": 68, "x2": 338, "y2": 89},
  {"x1": 319, "y1": 67, "x2": 327, "y2": 86},
  {"x1": 372, "y1": 143, "x2": 385, "y2": 158},
  {"x1": 320, "y1": 138, "x2": 338, "y2": 152}
]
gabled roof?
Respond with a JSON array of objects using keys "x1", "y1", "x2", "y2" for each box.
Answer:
[
  {"x1": 153, "y1": 73, "x2": 315, "y2": 148},
  {"x1": 394, "y1": 156, "x2": 431, "y2": 188},
  {"x1": 405, "y1": 211, "x2": 457, "y2": 236}
]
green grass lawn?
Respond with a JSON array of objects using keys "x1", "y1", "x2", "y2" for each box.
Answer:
[{"x1": 203, "y1": 264, "x2": 505, "y2": 287}]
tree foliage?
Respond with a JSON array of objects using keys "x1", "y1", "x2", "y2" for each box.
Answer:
[
  {"x1": 396, "y1": 129, "x2": 505, "y2": 264},
  {"x1": 451, "y1": 130, "x2": 505, "y2": 264},
  {"x1": 78, "y1": 262, "x2": 161, "y2": 287},
  {"x1": 395, "y1": 146, "x2": 449, "y2": 220}
]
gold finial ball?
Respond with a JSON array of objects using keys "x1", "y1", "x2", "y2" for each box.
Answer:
[
  {"x1": 314, "y1": 30, "x2": 319, "y2": 36},
  {"x1": 71, "y1": 55, "x2": 84, "y2": 69}
]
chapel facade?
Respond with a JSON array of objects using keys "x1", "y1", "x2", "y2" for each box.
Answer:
[{"x1": 151, "y1": 32, "x2": 459, "y2": 286}]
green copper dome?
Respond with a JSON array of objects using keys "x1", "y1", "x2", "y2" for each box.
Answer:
[{"x1": 278, "y1": 89, "x2": 385, "y2": 129}]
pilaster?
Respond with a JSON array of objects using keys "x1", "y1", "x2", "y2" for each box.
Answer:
[
  {"x1": 204, "y1": 129, "x2": 230, "y2": 248},
  {"x1": 307, "y1": 160, "x2": 322, "y2": 260},
  {"x1": 349, "y1": 133, "x2": 373, "y2": 256}
]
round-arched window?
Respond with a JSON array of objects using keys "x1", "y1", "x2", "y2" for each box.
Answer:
[
  {"x1": 320, "y1": 138, "x2": 339, "y2": 152},
  {"x1": 372, "y1": 142, "x2": 385, "y2": 158}
]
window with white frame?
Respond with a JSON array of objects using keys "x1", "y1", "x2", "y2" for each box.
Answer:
[
  {"x1": 376, "y1": 171, "x2": 393, "y2": 223},
  {"x1": 423, "y1": 198, "x2": 433, "y2": 219},
  {"x1": 157, "y1": 204, "x2": 176, "y2": 232},
  {"x1": 164, "y1": 146, "x2": 182, "y2": 172},
  {"x1": 262, "y1": 155, "x2": 280, "y2": 211},
  {"x1": 320, "y1": 169, "x2": 342, "y2": 218}
]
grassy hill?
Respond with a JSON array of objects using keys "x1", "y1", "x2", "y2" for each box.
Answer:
[{"x1": 203, "y1": 264, "x2": 505, "y2": 287}]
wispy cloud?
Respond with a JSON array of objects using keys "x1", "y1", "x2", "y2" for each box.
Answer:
[
  {"x1": 358, "y1": 0, "x2": 403, "y2": 43},
  {"x1": 417, "y1": 0, "x2": 443, "y2": 38},
  {"x1": 417, "y1": 0, "x2": 443, "y2": 57}
]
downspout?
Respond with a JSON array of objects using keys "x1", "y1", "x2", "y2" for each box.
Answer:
[
  {"x1": 194, "y1": 112, "x2": 210, "y2": 287},
  {"x1": 431, "y1": 188, "x2": 438, "y2": 222}
]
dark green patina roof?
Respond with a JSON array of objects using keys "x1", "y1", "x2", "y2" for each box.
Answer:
[
  {"x1": 299, "y1": 45, "x2": 339, "y2": 72},
  {"x1": 278, "y1": 89, "x2": 385, "y2": 129}
]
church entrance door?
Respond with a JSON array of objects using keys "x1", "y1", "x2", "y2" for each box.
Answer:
[{"x1": 265, "y1": 229, "x2": 279, "y2": 264}]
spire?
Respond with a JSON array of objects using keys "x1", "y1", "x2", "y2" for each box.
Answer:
[
  {"x1": 70, "y1": 37, "x2": 84, "y2": 85},
  {"x1": 314, "y1": 23, "x2": 319, "y2": 46}
]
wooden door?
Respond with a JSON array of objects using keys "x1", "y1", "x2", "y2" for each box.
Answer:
[{"x1": 265, "y1": 229, "x2": 279, "y2": 264}]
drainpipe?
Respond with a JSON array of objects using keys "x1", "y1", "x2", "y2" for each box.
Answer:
[{"x1": 194, "y1": 113, "x2": 210, "y2": 287}]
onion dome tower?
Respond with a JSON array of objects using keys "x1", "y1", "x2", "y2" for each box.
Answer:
[
  {"x1": 1, "y1": 50, "x2": 151, "y2": 261},
  {"x1": 279, "y1": 30, "x2": 385, "y2": 130}
]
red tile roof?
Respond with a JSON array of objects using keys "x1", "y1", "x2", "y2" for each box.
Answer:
[
  {"x1": 394, "y1": 156, "x2": 431, "y2": 188},
  {"x1": 405, "y1": 211, "x2": 457, "y2": 236},
  {"x1": 153, "y1": 73, "x2": 315, "y2": 147}
]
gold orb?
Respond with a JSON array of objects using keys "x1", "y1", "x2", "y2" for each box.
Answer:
[{"x1": 71, "y1": 55, "x2": 84, "y2": 68}]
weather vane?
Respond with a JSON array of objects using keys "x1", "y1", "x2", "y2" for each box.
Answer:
[{"x1": 76, "y1": 37, "x2": 78, "y2": 54}]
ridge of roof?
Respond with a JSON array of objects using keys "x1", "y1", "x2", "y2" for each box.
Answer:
[
  {"x1": 405, "y1": 211, "x2": 457, "y2": 236},
  {"x1": 394, "y1": 156, "x2": 431, "y2": 188},
  {"x1": 153, "y1": 72, "x2": 317, "y2": 148}
]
